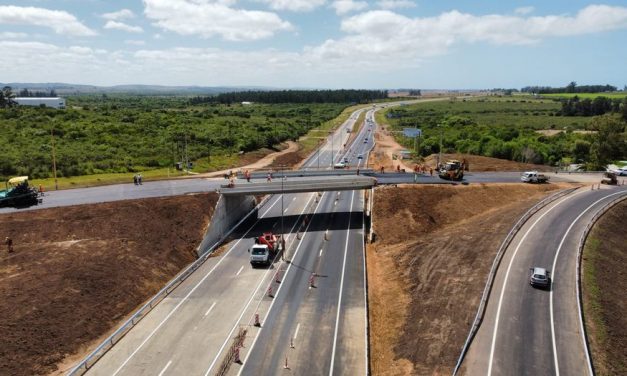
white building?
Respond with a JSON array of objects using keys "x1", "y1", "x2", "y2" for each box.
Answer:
[{"x1": 14, "y1": 97, "x2": 66, "y2": 109}]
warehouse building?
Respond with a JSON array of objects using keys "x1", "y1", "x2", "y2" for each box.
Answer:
[{"x1": 14, "y1": 97, "x2": 66, "y2": 109}]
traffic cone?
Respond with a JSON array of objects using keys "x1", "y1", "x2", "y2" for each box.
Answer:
[
  {"x1": 284, "y1": 355, "x2": 289, "y2": 369},
  {"x1": 290, "y1": 337, "x2": 295, "y2": 349},
  {"x1": 254, "y1": 313, "x2": 261, "y2": 327},
  {"x1": 234, "y1": 347, "x2": 241, "y2": 364},
  {"x1": 267, "y1": 286, "x2": 274, "y2": 298},
  {"x1": 275, "y1": 270, "x2": 282, "y2": 283},
  {"x1": 309, "y1": 273, "x2": 316, "y2": 288}
]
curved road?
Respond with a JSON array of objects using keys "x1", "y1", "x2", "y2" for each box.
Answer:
[{"x1": 462, "y1": 185, "x2": 627, "y2": 375}]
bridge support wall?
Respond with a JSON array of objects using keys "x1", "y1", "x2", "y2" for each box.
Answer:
[{"x1": 196, "y1": 194, "x2": 257, "y2": 257}]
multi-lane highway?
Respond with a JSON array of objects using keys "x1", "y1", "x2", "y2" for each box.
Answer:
[
  {"x1": 78, "y1": 107, "x2": 371, "y2": 375},
  {"x1": 462, "y1": 186, "x2": 627, "y2": 375}
]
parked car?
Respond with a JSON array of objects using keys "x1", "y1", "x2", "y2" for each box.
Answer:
[{"x1": 529, "y1": 267, "x2": 551, "y2": 289}]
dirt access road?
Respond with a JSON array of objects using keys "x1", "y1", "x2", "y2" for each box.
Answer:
[{"x1": 0, "y1": 193, "x2": 218, "y2": 376}]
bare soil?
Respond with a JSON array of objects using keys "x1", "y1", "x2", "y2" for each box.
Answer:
[
  {"x1": 367, "y1": 184, "x2": 569, "y2": 375},
  {"x1": 0, "y1": 193, "x2": 218, "y2": 376},
  {"x1": 582, "y1": 199, "x2": 627, "y2": 376}
]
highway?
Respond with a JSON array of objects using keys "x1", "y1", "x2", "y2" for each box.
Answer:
[
  {"x1": 462, "y1": 185, "x2": 627, "y2": 375},
  {"x1": 234, "y1": 109, "x2": 377, "y2": 375},
  {"x1": 80, "y1": 107, "x2": 370, "y2": 375}
]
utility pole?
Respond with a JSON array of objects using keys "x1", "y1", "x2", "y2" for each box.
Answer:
[
  {"x1": 438, "y1": 124, "x2": 443, "y2": 168},
  {"x1": 51, "y1": 126, "x2": 58, "y2": 190}
]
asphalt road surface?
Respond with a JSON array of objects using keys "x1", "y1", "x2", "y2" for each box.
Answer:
[
  {"x1": 80, "y1": 107, "x2": 369, "y2": 375},
  {"x1": 462, "y1": 185, "x2": 627, "y2": 376}
]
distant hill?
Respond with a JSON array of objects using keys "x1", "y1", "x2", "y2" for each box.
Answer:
[{"x1": 0, "y1": 83, "x2": 274, "y2": 95}]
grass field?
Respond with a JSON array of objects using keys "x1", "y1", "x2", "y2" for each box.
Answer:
[{"x1": 541, "y1": 92, "x2": 627, "y2": 99}]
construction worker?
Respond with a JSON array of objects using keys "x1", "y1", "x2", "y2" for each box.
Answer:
[
  {"x1": 38, "y1": 184, "x2": 45, "y2": 196},
  {"x1": 245, "y1": 170, "x2": 251, "y2": 182},
  {"x1": 380, "y1": 166, "x2": 384, "y2": 174},
  {"x1": 397, "y1": 165, "x2": 400, "y2": 173},
  {"x1": 267, "y1": 173, "x2": 272, "y2": 182},
  {"x1": 429, "y1": 167, "x2": 433, "y2": 176},
  {"x1": 5, "y1": 237, "x2": 13, "y2": 253}
]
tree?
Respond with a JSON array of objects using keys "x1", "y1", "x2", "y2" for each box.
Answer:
[
  {"x1": 589, "y1": 115, "x2": 626, "y2": 168},
  {"x1": 0, "y1": 86, "x2": 17, "y2": 108},
  {"x1": 566, "y1": 81, "x2": 577, "y2": 93}
]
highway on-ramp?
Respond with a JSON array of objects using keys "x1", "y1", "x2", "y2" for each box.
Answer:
[{"x1": 462, "y1": 185, "x2": 627, "y2": 376}]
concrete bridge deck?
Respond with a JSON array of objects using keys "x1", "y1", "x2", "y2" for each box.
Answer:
[{"x1": 217, "y1": 175, "x2": 377, "y2": 196}]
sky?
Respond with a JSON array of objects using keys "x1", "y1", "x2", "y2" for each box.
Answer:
[{"x1": 0, "y1": 0, "x2": 626, "y2": 89}]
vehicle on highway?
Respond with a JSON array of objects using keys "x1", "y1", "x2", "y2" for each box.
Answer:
[
  {"x1": 334, "y1": 162, "x2": 346, "y2": 169},
  {"x1": 249, "y1": 232, "x2": 282, "y2": 267},
  {"x1": 521, "y1": 171, "x2": 549, "y2": 184},
  {"x1": 529, "y1": 267, "x2": 551, "y2": 289},
  {"x1": 0, "y1": 176, "x2": 41, "y2": 208},
  {"x1": 611, "y1": 166, "x2": 627, "y2": 176},
  {"x1": 357, "y1": 154, "x2": 363, "y2": 159}
]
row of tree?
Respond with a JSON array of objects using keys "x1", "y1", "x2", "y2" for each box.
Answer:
[
  {"x1": 17, "y1": 88, "x2": 58, "y2": 97},
  {"x1": 190, "y1": 89, "x2": 388, "y2": 105},
  {"x1": 0, "y1": 86, "x2": 16, "y2": 108},
  {"x1": 558, "y1": 96, "x2": 627, "y2": 117},
  {"x1": 521, "y1": 82, "x2": 618, "y2": 94}
]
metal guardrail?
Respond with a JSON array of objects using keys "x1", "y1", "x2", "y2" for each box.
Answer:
[
  {"x1": 452, "y1": 187, "x2": 579, "y2": 375},
  {"x1": 66, "y1": 195, "x2": 272, "y2": 376},
  {"x1": 575, "y1": 192, "x2": 627, "y2": 376}
]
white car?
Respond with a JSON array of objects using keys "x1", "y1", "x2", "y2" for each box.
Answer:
[
  {"x1": 612, "y1": 167, "x2": 627, "y2": 176},
  {"x1": 334, "y1": 162, "x2": 346, "y2": 169}
]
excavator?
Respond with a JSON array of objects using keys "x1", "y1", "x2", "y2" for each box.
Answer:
[{"x1": 438, "y1": 159, "x2": 466, "y2": 181}]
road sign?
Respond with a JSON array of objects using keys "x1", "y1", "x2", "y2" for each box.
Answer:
[{"x1": 403, "y1": 128, "x2": 422, "y2": 138}]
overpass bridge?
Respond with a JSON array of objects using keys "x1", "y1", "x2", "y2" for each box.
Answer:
[{"x1": 217, "y1": 175, "x2": 377, "y2": 196}]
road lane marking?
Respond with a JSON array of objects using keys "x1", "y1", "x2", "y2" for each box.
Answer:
[
  {"x1": 329, "y1": 188, "x2": 356, "y2": 376},
  {"x1": 549, "y1": 191, "x2": 625, "y2": 376},
  {"x1": 319, "y1": 248, "x2": 323, "y2": 257},
  {"x1": 109, "y1": 195, "x2": 283, "y2": 376},
  {"x1": 236, "y1": 266, "x2": 244, "y2": 276},
  {"x1": 294, "y1": 323, "x2": 301, "y2": 340},
  {"x1": 157, "y1": 360, "x2": 172, "y2": 376},
  {"x1": 487, "y1": 190, "x2": 585, "y2": 376},
  {"x1": 204, "y1": 302, "x2": 217, "y2": 317},
  {"x1": 204, "y1": 193, "x2": 318, "y2": 376},
  {"x1": 237, "y1": 193, "x2": 327, "y2": 375}
]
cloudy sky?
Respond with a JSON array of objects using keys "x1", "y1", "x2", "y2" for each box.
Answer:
[{"x1": 1, "y1": 0, "x2": 626, "y2": 89}]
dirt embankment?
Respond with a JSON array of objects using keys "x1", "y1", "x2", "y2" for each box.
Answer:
[
  {"x1": 368, "y1": 184, "x2": 567, "y2": 375},
  {"x1": 0, "y1": 193, "x2": 218, "y2": 376},
  {"x1": 582, "y1": 199, "x2": 627, "y2": 376}
]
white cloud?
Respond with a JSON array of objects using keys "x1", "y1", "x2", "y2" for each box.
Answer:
[
  {"x1": 102, "y1": 9, "x2": 135, "y2": 21},
  {"x1": 125, "y1": 39, "x2": 146, "y2": 46},
  {"x1": 104, "y1": 20, "x2": 144, "y2": 33},
  {"x1": 258, "y1": 0, "x2": 326, "y2": 12},
  {"x1": 377, "y1": 0, "x2": 416, "y2": 10},
  {"x1": 143, "y1": 0, "x2": 292, "y2": 41},
  {"x1": 0, "y1": 5, "x2": 96, "y2": 36},
  {"x1": 514, "y1": 6, "x2": 534, "y2": 16},
  {"x1": 0, "y1": 31, "x2": 27, "y2": 39},
  {"x1": 331, "y1": 0, "x2": 368, "y2": 15}
]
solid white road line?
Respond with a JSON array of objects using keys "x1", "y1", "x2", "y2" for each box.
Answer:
[
  {"x1": 237, "y1": 193, "x2": 327, "y2": 376},
  {"x1": 549, "y1": 191, "x2": 625, "y2": 376},
  {"x1": 486, "y1": 191, "x2": 583, "y2": 376},
  {"x1": 329, "y1": 188, "x2": 356, "y2": 376},
  {"x1": 204, "y1": 193, "x2": 317, "y2": 376},
  {"x1": 294, "y1": 323, "x2": 301, "y2": 340},
  {"x1": 157, "y1": 360, "x2": 172, "y2": 376},
  {"x1": 110, "y1": 195, "x2": 283, "y2": 376},
  {"x1": 204, "y1": 302, "x2": 217, "y2": 317},
  {"x1": 319, "y1": 248, "x2": 323, "y2": 257},
  {"x1": 235, "y1": 265, "x2": 244, "y2": 276}
]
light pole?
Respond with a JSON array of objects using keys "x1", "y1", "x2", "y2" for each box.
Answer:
[
  {"x1": 50, "y1": 124, "x2": 58, "y2": 190},
  {"x1": 280, "y1": 165, "x2": 286, "y2": 260}
]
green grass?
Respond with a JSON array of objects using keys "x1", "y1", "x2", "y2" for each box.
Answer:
[{"x1": 542, "y1": 92, "x2": 627, "y2": 99}]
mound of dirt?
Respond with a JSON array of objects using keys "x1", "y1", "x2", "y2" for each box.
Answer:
[
  {"x1": 0, "y1": 193, "x2": 218, "y2": 376},
  {"x1": 423, "y1": 153, "x2": 553, "y2": 172},
  {"x1": 582, "y1": 199, "x2": 627, "y2": 376},
  {"x1": 368, "y1": 184, "x2": 568, "y2": 375}
]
